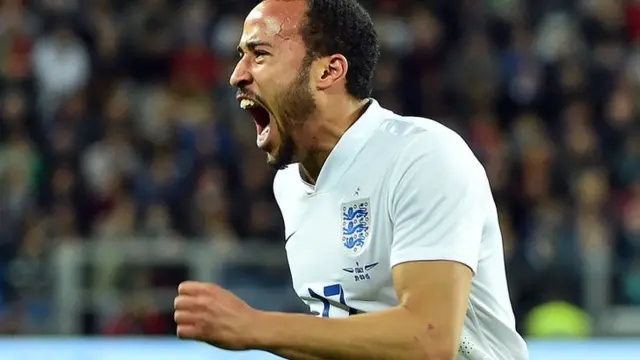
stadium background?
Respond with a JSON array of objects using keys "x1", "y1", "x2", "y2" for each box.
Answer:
[{"x1": 0, "y1": 0, "x2": 639, "y2": 357}]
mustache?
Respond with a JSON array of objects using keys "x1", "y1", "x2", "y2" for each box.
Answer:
[{"x1": 236, "y1": 90, "x2": 265, "y2": 104}]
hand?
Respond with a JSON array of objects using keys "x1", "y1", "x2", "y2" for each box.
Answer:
[{"x1": 174, "y1": 281, "x2": 260, "y2": 350}]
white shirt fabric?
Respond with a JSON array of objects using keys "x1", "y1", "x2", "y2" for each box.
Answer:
[
  {"x1": 32, "y1": 36, "x2": 90, "y2": 118},
  {"x1": 273, "y1": 100, "x2": 529, "y2": 360}
]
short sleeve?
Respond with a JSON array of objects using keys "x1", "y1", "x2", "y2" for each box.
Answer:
[{"x1": 389, "y1": 132, "x2": 490, "y2": 274}]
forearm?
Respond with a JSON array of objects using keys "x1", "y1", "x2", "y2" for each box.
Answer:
[
  {"x1": 267, "y1": 349, "x2": 330, "y2": 360},
  {"x1": 253, "y1": 306, "x2": 444, "y2": 360}
]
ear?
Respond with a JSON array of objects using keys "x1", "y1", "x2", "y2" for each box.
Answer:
[{"x1": 315, "y1": 54, "x2": 348, "y2": 91}]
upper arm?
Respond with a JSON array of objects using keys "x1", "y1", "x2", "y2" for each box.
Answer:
[
  {"x1": 388, "y1": 131, "x2": 490, "y2": 351},
  {"x1": 389, "y1": 130, "x2": 489, "y2": 273}
]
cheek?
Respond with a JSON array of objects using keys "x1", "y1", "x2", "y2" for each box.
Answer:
[{"x1": 271, "y1": 118, "x2": 285, "y2": 140}]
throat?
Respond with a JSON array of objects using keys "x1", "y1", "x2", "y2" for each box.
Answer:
[
  {"x1": 299, "y1": 152, "x2": 330, "y2": 186},
  {"x1": 296, "y1": 99, "x2": 371, "y2": 185},
  {"x1": 299, "y1": 162, "x2": 319, "y2": 185},
  {"x1": 294, "y1": 130, "x2": 334, "y2": 185}
]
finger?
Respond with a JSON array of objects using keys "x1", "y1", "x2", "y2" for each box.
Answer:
[
  {"x1": 176, "y1": 324, "x2": 200, "y2": 340},
  {"x1": 178, "y1": 281, "x2": 206, "y2": 295},
  {"x1": 173, "y1": 310, "x2": 198, "y2": 325},
  {"x1": 179, "y1": 281, "x2": 227, "y2": 297},
  {"x1": 173, "y1": 295, "x2": 200, "y2": 310}
]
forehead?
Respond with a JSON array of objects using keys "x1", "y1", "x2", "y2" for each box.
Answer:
[{"x1": 240, "y1": 0, "x2": 306, "y2": 46}]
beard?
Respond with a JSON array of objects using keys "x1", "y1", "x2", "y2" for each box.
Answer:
[{"x1": 267, "y1": 56, "x2": 317, "y2": 170}]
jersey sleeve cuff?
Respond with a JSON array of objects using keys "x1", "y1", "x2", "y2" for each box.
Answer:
[{"x1": 390, "y1": 250, "x2": 478, "y2": 275}]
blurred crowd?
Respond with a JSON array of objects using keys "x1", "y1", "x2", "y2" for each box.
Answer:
[{"x1": 0, "y1": 0, "x2": 639, "y2": 337}]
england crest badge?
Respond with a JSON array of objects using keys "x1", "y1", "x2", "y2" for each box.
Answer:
[{"x1": 341, "y1": 199, "x2": 371, "y2": 256}]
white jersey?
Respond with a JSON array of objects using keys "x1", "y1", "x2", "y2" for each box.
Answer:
[{"x1": 273, "y1": 100, "x2": 529, "y2": 360}]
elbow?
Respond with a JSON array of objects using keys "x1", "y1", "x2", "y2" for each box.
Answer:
[
  {"x1": 412, "y1": 339, "x2": 458, "y2": 360},
  {"x1": 427, "y1": 350, "x2": 457, "y2": 360},
  {"x1": 411, "y1": 352, "x2": 456, "y2": 360},
  {"x1": 421, "y1": 349, "x2": 457, "y2": 360}
]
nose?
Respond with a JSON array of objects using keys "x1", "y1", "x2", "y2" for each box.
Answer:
[{"x1": 229, "y1": 60, "x2": 253, "y2": 88}]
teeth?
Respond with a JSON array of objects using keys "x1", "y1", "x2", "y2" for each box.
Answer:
[{"x1": 240, "y1": 99, "x2": 256, "y2": 109}]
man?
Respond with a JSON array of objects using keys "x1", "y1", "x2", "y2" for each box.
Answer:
[{"x1": 173, "y1": 0, "x2": 529, "y2": 359}]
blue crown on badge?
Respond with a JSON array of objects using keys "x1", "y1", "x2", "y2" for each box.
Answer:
[{"x1": 341, "y1": 200, "x2": 370, "y2": 255}]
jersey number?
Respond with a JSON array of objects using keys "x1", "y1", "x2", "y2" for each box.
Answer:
[{"x1": 308, "y1": 284, "x2": 359, "y2": 317}]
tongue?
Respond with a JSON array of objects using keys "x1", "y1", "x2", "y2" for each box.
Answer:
[{"x1": 256, "y1": 124, "x2": 271, "y2": 147}]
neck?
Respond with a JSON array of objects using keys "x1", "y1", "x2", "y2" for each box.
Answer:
[{"x1": 298, "y1": 97, "x2": 370, "y2": 184}]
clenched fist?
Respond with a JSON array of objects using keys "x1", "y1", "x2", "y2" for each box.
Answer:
[{"x1": 174, "y1": 281, "x2": 261, "y2": 350}]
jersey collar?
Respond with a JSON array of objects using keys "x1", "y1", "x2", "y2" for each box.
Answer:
[{"x1": 308, "y1": 98, "x2": 387, "y2": 193}]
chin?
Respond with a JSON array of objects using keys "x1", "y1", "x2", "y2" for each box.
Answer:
[
  {"x1": 267, "y1": 153, "x2": 291, "y2": 170},
  {"x1": 266, "y1": 137, "x2": 296, "y2": 170}
]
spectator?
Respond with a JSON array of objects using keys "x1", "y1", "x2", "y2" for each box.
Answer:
[
  {"x1": 0, "y1": 0, "x2": 638, "y2": 336},
  {"x1": 31, "y1": 21, "x2": 90, "y2": 120}
]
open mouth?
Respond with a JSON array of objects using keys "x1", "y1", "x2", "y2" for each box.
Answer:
[
  {"x1": 239, "y1": 98, "x2": 273, "y2": 149},
  {"x1": 240, "y1": 98, "x2": 271, "y2": 133}
]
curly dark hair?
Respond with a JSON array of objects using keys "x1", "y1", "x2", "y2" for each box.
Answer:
[
  {"x1": 257, "y1": 0, "x2": 379, "y2": 99},
  {"x1": 258, "y1": 0, "x2": 379, "y2": 99},
  {"x1": 300, "y1": 0, "x2": 380, "y2": 100}
]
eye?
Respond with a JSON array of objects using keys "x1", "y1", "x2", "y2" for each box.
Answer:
[{"x1": 254, "y1": 50, "x2": 269, "y2": 58}]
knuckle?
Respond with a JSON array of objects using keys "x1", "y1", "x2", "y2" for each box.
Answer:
[{"x1": 194, "y1": 296, "x2": 208, "y2": 307}]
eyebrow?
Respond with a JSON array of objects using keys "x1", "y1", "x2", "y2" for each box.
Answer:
[{"x1": 237, "y1": 40, "x2": 272, "y2": 54}]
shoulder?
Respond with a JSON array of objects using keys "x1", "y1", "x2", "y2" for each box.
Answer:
[
  {"x1": 382, "y1": 115, "x2": 483, "y2": 180},
  {"x1": 377, "y1": 114, "x2": 491, "y2": 215},
  {"x1": 371, "y1": 108, "x2": 474, "y2": 161},
  {"x1": 384, "y1": 117, "x2": 493, "y2": 234}
]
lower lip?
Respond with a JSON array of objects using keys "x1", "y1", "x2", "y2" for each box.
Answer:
[{"x1": 256, "y1": 123, "x2": 271, "y2": 149}]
